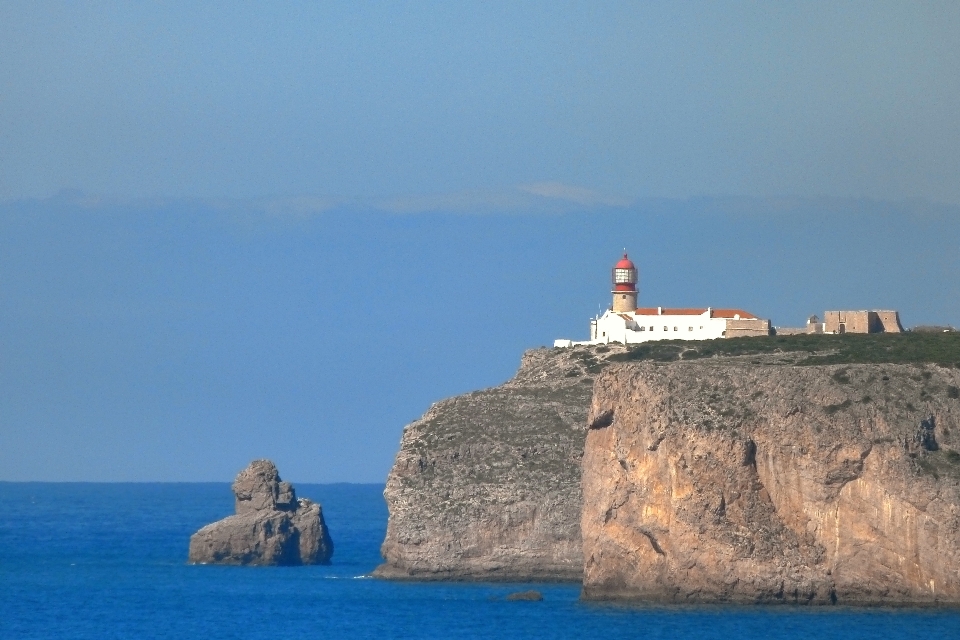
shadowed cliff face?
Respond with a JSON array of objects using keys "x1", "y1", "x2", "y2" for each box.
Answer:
[
  {"x1": 374, "y1": 346, "x2": 625, "y2": 581},
  {"x1": 582, "y1": 362, "x2": 960, "y2": 604}
]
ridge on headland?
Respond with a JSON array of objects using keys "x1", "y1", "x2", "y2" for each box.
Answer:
[
  {"x1": 606, "y1": 331, "x2": 960, "y2": 367},
  {"x1": 376, "y1": 333, "x2": 960, "y2": 604}
]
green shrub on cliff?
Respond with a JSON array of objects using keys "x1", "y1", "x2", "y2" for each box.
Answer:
[{"x1": 606, "y1": 332, "x2": 960, "y2": 367}]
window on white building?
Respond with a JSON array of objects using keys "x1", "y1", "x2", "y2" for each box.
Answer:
[
  {"x1": 639, "y1": 326, "x2": 645, "y2": 331},
  {"x1": 688, "y1": 327, "x2": 693, "y2": 331},
  {"x1": 663, "y1": 326, "x2": 668, "y2": 331},
  {"x1": 649, "y1": 326, "x2": 654, "y2": 331},
  {"x1": 674, "y1": 327, "x2": 678, "y2": 331}
]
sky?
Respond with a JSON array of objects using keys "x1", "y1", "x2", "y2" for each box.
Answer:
[
  {"x1": 1, "y1": 2, "x2": 959, "y2": 482},
  {"x1": 2, "y1": 1, "x2": 960, "y2": 205}
]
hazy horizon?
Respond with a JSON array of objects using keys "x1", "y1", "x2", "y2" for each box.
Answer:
[{"x1": 3, "y1": 194, "x2": 959, "y2": 483}]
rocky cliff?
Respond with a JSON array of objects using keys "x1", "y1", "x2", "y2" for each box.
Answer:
[
  {"x1": 375, "y1": 346, "x2": 626, "y2": 581},
  {"x1": 189, "y1": 459, "x2": 333, "y2": 565},
  {"x1": 582, "y1": 360, "x2": 960, "y2": 605}
]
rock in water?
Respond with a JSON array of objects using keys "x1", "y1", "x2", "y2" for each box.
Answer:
[
  {"x1": 188, "y1": 460, "x2": 333, "y2": 565},
  {"x1": 581, "y1": 362, "x2": 960, "y2": 605}
]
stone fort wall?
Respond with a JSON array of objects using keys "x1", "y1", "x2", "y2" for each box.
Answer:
[
  {"x1": 725, "y1": 318, "x2": 771, "y2": 338},
  {"x1": 823, "y1": 310, "x2": 903, "y2": 334}
]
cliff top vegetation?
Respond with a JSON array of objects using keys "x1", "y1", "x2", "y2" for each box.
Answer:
[{"x1": 601, "y1": 332, "x2": 960, "y2": 367}]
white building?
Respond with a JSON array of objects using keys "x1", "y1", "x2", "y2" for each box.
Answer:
[{"x1": 554, "y1": 253, "x2": 769, "y2": 347}]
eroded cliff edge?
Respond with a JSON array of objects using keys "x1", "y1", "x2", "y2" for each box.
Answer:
[
  {"x1": 582, "y1": 361, "x2": 960, "y2": 605},
  {"x1": 374, "y1": 346, "x2": 624, "y2": 581}
]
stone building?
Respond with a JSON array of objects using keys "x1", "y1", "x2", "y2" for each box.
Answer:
[
  {"x1": 774, "y1": 315, "x2": 825, "y2": 336},
  {"x1": 823, "y1": 310, "x2": 904, "y2": 334}
]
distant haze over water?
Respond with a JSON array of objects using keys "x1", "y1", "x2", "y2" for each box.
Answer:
[{"x1": 1, "y1": 195, "x2": 958, "y2": 483}]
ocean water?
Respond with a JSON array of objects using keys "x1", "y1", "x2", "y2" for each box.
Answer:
[{"x1": 1, "y1": 483, "x2": 958, "y2": 639}]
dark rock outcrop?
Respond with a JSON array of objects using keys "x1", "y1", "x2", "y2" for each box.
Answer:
[
  {"x1": 375, "y1": 346, "x2": 628, "y2": 581},
  {"x1": 188, "y1": 459, "x2": 333, "y2": 565}
]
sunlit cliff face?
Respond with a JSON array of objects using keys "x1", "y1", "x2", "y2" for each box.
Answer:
[{"x1": 582, "y1": 362, "x2": 960, "y2": 605}]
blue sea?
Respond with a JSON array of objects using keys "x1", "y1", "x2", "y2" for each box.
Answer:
[{"x1": 1, "y1": 483, "x2": 958, "y2": 639}]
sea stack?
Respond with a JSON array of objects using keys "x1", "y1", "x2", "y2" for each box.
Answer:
[{"x1": 188, "y1": 459, "x2": 333, "y2": 565}]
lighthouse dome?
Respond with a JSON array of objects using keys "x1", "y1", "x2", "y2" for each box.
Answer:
[{"x1": 615, "y1": 254, "x2": 635, "y2": 271}]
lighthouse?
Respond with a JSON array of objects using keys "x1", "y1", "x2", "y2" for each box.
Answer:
[
  {"x1": 553, "y1": 250, "x2": 771, "y2": 347},
  {"x1": 611, "y1": 253, "x2": 638, "y2": 312}
]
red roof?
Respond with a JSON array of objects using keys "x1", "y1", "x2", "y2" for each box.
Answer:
[
  {"x1": 635, "y1": 307, "x2": 705, "y2": 316},
  {"x1": 614, "y1": 253, "x2": 635, "y2": 270},
  {"x1": 633, "y1": 307, "x2": 758, "y2": 319},
  {"x1": 711, "y1": 309, "x2": 758, "y2": 319}
]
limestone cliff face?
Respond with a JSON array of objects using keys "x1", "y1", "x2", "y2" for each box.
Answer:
[
  {"x1": 375, "y1": 346, "x2": 623, "y2": 581},
  {"x1": 582, "y1": 362, "x2": 960, "y2": 604}
]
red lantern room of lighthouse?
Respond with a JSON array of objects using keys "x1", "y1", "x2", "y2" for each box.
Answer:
[{"x1": 611, "y1": 253, "x2": 638, "y2": 313}]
